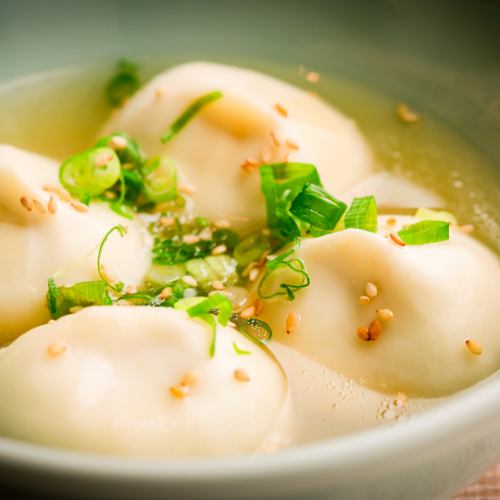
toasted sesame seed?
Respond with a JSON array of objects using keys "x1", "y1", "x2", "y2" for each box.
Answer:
[
  {"x1": 285, "y1": 138, "x2": 300, "y2": 150},
  {"x1": 387, "y1": 217, "x2": 397, "y2": 226},
  {"x1": 214, "y1": 219, "x2": 230, "y2": 229},
  {"x1": 305, "y1": 71, "x2": 320, "y2": 83},
  {"x1": 460, "y1": 224, "x2": 474, "y2": 234},
  {"x1": 100, "y1": 265, "x2": 117, "y2": 283},
  {"x1": 241, "y1": 157, "x2": 259, "y2": 172},
  {"x1": 33, "y1": 199, "x2": 47, "y2": 214},
  {"x1": 159, "y1": 287, "x2": 172, "y2": 300},
  {"x1": 178, "y1": 183, "x2": 196, "y2": 195},
  {"x1": 358, "y1": 295, "x2": 371, "y2": 305},
  {"x1": 270, "y1": 130, "x2": 282, "y2": 147},
  {"x1": 20, "y1": 196, "x2": 33, "y2": 211},
  {"x1": 169, "y1": 385, "x2": 189, "y2": 399},
  {"x1": 124, "y1": 285, "x2": 137, "y2": 294},
  {"x1": 465, "y1": 338, "x2": 483, "y2": 355},
  {"x1": 389, "y1": 233, "x2": 406, "y2": 246},
  {"x1": 211, "y1": 244, "x2": 227, "y2": 256},
  {"x1": 396, "y1": 103, "x2": 420, "y2": 124},
  {"x1": 377, "y1": 308, "x2": 394, "y2": 321},
  {"x1": 249, "y1": 268, "x2": 260, "y2": 282},
  {"x1": 198, "y1": 227, "x2": 213, "y2": 241},
  {"x1": 182, "y1": 234, "x2": 200, "y2": 244},
  {"x1": 182, "y1": 275, "x2": 198, "y2": 288},
  {"x1": 211, "y1": 280, "x2": 225, "y2": 290},
  {"x1": 234, "y1": 368, "x2": 250, "y2": 382},
  {"x1": 368, "y1": 319, "x2": 382, "y2": 341},
  {"x1": 47, "y1": 341, "x2": 67, "y2": 357},
  {"x1": 48, "y1": 195, "x2": 57, "y2": 214},
  {"x1": 160, "y1": 216, "x2": 175, "y2": 227},
  {"x1": 180, "y1": 371, "x2": 198, "y2": 387},
  {"x1": 366, "y1": 282, "x2": 378, "y2": 299},
  {"x1": 71, "y1": 201, "x2": 89, "y2": 213},
  {"x1": 43, "y1": 185, "x2": 72, "y2": 202},
  {"x1": 240, "y1": 306, "x2": 256, "y2": 320},
  {"x1": 274, "y1": 102, "x2": 289, "y2": 117},
  {"x1": 286, "y1": 312, "x2": 301, "y2": 334},
  {"x1": 254, "y1": 299, "x2": 264, "y2": 316},
  {"x1": 357, "y1": 326, "x2": 370, "y2": 341},
  {"x1": 109, "y1": 135, "x2": 127, "y2": 149}
]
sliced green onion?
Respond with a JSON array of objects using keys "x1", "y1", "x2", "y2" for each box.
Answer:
[
  {"x1": 230, "y1": 314, "x2": 273, "y2": 345},
  {"x1": 344, "y1": 195, "x2": 378, "y2": 232},
  {"x1": 141, "y1": 157, "x2": 177, "y2": 203},
  {"x1": 97, "y1": 225, "x2": 127, "y2": 291},
  {"x1": 258, "y1": 241, "x2": 310, "y2": 301},
  {"x1": 397, "y1": 220, "x2": 450, "y2": 245},
  {"x1": 146, "y1": 263, "x2": 187, "y2": 286},
  {"x1": 46, "y1": 279, "x2": 112, "y2": 319},
  {"x1": 59, "y1": 147, "x2": 121, "y2": 198},
  {"x1": 95, "y1": 131, "x2": 145, "y2": 167},
  {"x1": 415, "y1": 208, "x2": 458, "y2": 225},
  {"x1": 105, "y1": 60, "x2": 140, "y2": 108},
  {"x1": 232, "y1": 341, "x2": 252, "y2": 355},
  {"x1": 161, "y1": 90, "x2": 223, "y2": 144},
  {"x1": 233, "y1": 233, "x2": 271, "y2": 268},
  {"x1": 185, "y1": 255, "x2": 237, "y2": 288},
  {"x1": 290, "y1": 183, "x2": 347, "y2": 231},
  {"x1": 260, "y1": 162, "x2": 321, "y2": 239}
]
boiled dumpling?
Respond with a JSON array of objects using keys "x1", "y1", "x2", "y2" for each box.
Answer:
[{"x1": 0, "y1": 306, "x2": 287, "y2": 456}]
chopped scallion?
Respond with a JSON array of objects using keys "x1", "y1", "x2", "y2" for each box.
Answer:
[
  {"x1": 141, "y1": 157, "x2": 178, "y2": 203},
  {"x1": 97, "y1": 225, "x2": 127, "y2": 291},
  {"x1": 397, "y1": 220, "x2": 450, "y2": 245},
  {"x1": 105, "y1": 60, "x2": 140, "y2": 108},
  {"x1": 232, "y1": 341, "x2": 252, "y2": 355},
  {"x1": 233, "y1": 233, "x2": 271, "y2": 268},
  {"x1": 344, "y1": 195, "x2": 378, "y2": 232}
]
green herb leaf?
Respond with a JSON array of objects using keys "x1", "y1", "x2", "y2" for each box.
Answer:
[
  {"x1": 161, "y1": 90, "x2": 223, "y2": 144},
  {"x1": 59, "y1": 147, "x2": 121, "y2": 198},
  {"x1": 344, "y1": 195, "x2": 378, "y2": 232},
  {"x1": 105, "y1": 60, "x2": 140, "y2": 108},
  {"x1": 233, "y1": 232, "x2": 271, "y2": 268},
  {"x1": 141, "y1": 157, "x2": 177, "y2": 203},
  {"x1": 97, "y1": 225, "x2": 127, "y2": 291},
  {"x1": 46, "y1": 279, "x2": 112, "y2": 319},
  {"x1": 397, "y1": 220, "x2": 450, "y2": 245},
  {"x1": 232, "y1": 341, "x2": 252, "y2": 355},
  {"x1": 290, "y1": 183, "x2": 347, "y2": 231}
]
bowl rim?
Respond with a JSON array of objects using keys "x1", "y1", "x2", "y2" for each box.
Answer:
[{"x1": 0, "y1": 372, "x2": 498, "y2": 484}]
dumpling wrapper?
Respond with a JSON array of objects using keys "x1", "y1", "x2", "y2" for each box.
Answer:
[
  {"x1": 0, "y1": 306, "x2": 287, "y2": 457},
  {"x1": 259, "y1": 216, "x2": 500, "y2": 397},
  {"x1": 0, "y1": 145, "x2": 151, "y2": 344},
  {"x1": 102, "y1": 61, "x2": 373, "y2": 229}
]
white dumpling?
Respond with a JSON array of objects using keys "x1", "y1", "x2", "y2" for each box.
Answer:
[
  {"x1": 260, "y1": 216, "x2": 500, "y2": 396},
  {"x1": 102, "y1": 62, "x2": 373, "y2": 228},
  {"x1": 0, "y1": 145, "x2": 151, "y2": 344},
  {"x1": 0, "y1": 306, "x2": 287, "y2": 457}
]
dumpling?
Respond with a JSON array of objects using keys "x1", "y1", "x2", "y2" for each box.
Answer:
[
  {"x1": 102, "y1": 61, "x2": 373, "y2": 228},
  {"x1": 0, "y1": 145, "x2": 151, "y2": 344},
  {"x1": 259, "y1": 216, "x2": 500, "y2": 396},
  {"x1": 0, "y1": 306, "x2": 287, "y2": 457}
]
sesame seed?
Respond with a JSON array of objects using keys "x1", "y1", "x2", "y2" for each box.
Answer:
[
  {"x1": 109, "y1": 135, "x2": 127, "y2": 149},
  {"x1": 285, "y1": 138, "x2": 300, "y2": 150},
  {"x1": 169, "y1": 385, "x2": 189, "y2": 399},
  {"x1": 100, "y1": 265, "x2": 117, "y2": 284},
  {"x1": 214, "y1": 219, "x2": 230, "y2": 229},
  {"x1": 198, "y1": 227, "x2": 213, "y2": 241},
  {"x1": 71, "y1": 201, "x2": 89, "y2": 213},
  {"x1": 160, "y1": 216, "x2": 176, "y2": 227},
  {"x1": 396, "y1": 103, "x2": 420, "y2": 124},
  {"x1": 47, "y1": 341, "x2": 67, "y2": 357},
  {"x1": 357, "y1": 326, "x2": 370, "y2": 341},
  {"x1": 48, "y1": 195, "x2": 58, "y2": 214},
  {"x1": 377, "y1": 308, "x2": 394, "y2": 321},
  {"x1": 43, "y1": 185, "x2": 72, "y2": 202},
  {"x1": 365, "y1": 282, "x2": 378, "y2": 299},
  {"x1": 286, "y1": 312, "x2": 301, "y2": 334},
  {"x1": 254, "y1": 299, "x2": 264, "y2": 316},
  {"x1": 368, "y1": 319, "x2": 382, "y2": 341},
  {"x1": 241, "y1": 158, "x2": 259, "y2": 172},
  {"x1": 33, "y1": 199, "x2": 47, "y2": 214},
  {"x1": 460, "y1": 224, "x2": 474, "y2": 234},
  {"x1": 270, "y1": 130, "x2": 282, "y2": 147},
  {"x1": 248, "y1": 267, "x2": 260, "y2": 282},
  {"x1": 211, "y1": 244, "x2": 227, "y2": 256},
  {"x1": 358, "y1": 295, "x2": 371, "y2": 305},
  {"x1": 240, "y1": 306, "x2": 256, "y2": 320},
  {"x1": 465, "y1": 338, "x2": 483, "y2": 355},
  {"x1": 387, "y1": 217, "x2": 397, "y2": 226},
  {"x1": 155, "y1": 87, "x2": 166, "y2": 99},
  {"x1": 389, "y1": 233, "x2": 406, "y2": 246},
  {"x1": 20, "y1": 196, "x2": 33, "y2": 211},
  {"x1": 178, "y1": 183, "x2": 196, "y2": 195},
  {"x1": 95, "y1": 153, "x2": 113, "y2": 167},
  {"x1": 159, "y1": 287, "x2": 172, "y2": 300},
  {"x1": 274, "y1": 102, "x2": 289, "y2": 117},
  {"x1": 180, "y1": 371, "x2": 198, "y2": 387},
  {"x1": 182, "y1": 234, "x2": 200, "y2": 244},
  {"x1": 305, "y1": 71, "x2": 320, "y2": 83},
  {"x1": 182, "y1": 275, "x2": 198, "y2": 288},
  {"x1": 234, "y1": 368, "x2": 250, "y2": 382},
  {"x1": 211, "y1": 280, "x2": 224, "y2": 290}
]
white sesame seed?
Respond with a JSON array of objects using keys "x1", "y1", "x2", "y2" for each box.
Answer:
[
  {"x1": 20, "y1": 196, "x2": 33, "y2": 211},
  {"x1": 211, "y1": 244, "x2": 227, "y2": 256},
  {"x1": 248, "y1": 267, "x2": 260, "y2": 282},
  {"x1": 182, "y1": 275, "x2": 198, "y2": 288},
  {"x1": 182, "y1": 234, "x2": 200, "y2": 244},
  {"x1": 240, "y1": 306, "x2": 256, "y2": 319},
  {"x1": 211, "y1": 280, "x2": 225, "y2": 290},
  {"x1": 48, "y1": 195, "x2": 58, "y2": 214},
  {"x1": 33, "y1": 199, "x2": 47, "y2": 214},
  {"x1": 214, "y1": 219, "x2": 230, "y2": 229},
  {"x1": 198, "y1": 227, "x2": 213, "y2": 241},
  {"x1": 109, "y1": 135, "x2": 127, "y2": 150},
  {"x1": 366, "y1": 282, "x2": 378, "y2": 299},
  {"x1": 377, "y1": 308, "x2": 394, "y2": 321},
  {"x1": 159, "y1": 287, "x2": 172, "y2": 300},
  {"x1": 71, "y1": 201, "x2": 89, "y2": 213},
  {"x1": 286, "y1": 312, "x2": 301, "y2": 334},
  {"x1": 358, "y1": 295, "x2": 371, "y2": 305},
  {"x1": 47, "y1": 341, "x2": 68, "y2": 357},
  {"x1": 178, "y1": 183, "x2": 197, "y2": 195},
  {"x1": 234, "y1": 368, "x2": 250, "y2": 382}
]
